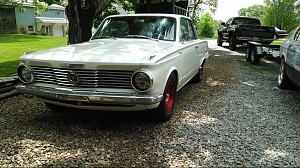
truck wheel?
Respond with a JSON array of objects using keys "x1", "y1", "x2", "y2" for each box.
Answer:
[
  {"x1": 229, "y1": 36, "x2": 237, "y2": 51},
  {"x1": 246, "y1": 44, "x2": 252, "y2": 62},
  {"x1": 217, "y1": 35, "x2": 223, "y2": 46},
  {"x1": 250, "y1": 46, "x2": 260, "y2": 65},
  {"x1": 278, "y1": 58, "x2": 294, "y2": 89},
  {"x1": 153, "y1": 73, "x2": 177, "y2": 122}
]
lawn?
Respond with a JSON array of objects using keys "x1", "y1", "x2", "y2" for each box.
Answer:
[
  {"x1": 0, "y1": 34, "x2": 67, "y2": 77},
  {"x1": 271, "y1": 38, "x2": 286, "y2": 45}
]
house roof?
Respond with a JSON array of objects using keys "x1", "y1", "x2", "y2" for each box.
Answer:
[
  {"x1": 14, "y1": 0, "x2": 65, "y2": 10},
  {"x1": 36, "y1": 17, "x2": 68, "y2": 24},
  {"x1": 48, "y1": 4, "x2": 65, "y2": 10}
]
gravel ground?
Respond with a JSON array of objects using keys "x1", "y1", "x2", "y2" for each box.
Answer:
[{"x1": 0, "y1": 40, "x2": 299, "y2": 167}]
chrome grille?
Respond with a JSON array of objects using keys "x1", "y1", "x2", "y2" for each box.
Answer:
[{"x1": 31, "y1": 66, "x2": 134, "y2": 89}]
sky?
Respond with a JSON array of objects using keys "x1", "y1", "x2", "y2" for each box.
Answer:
[{"x1": 214, "y1": 0, "x2": 264, "y2": 21}]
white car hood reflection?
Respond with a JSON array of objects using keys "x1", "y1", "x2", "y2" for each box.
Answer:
[{"x1": 21, "y1": 39, "x2": 174, "y2": 64}]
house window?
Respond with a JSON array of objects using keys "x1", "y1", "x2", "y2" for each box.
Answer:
[
  {"x1": 56, "y1": 10, "x2": 61, "y2": 15},
  {"x1": 18, "y1": 7, "x2": 24, "y2": 13},
  {"x1": 28, "y1": 25, "x2": 35, "y2": 33}
]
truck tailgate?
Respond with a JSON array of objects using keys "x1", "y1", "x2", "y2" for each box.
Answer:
[{"x1": 239, "y1": 25, "x2": 275, "y2": 38}]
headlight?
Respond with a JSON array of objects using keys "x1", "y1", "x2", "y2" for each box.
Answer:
[
  {"x1": 17, "y1": 64, "x2": 34, "y2": 83},
  {"x1": 131, "y1": 70, "x2": 153, "y2": 92}
]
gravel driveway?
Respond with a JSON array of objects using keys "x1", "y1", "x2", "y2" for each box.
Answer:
[{"x1": 0, "y1": 40, "x2": 299, "y2": 167}]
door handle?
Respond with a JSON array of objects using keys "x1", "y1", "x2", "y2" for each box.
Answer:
[{"x1": 195, "y1": 46, "x2": 199, "y2": 49}]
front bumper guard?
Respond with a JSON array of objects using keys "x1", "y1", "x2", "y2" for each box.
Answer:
[{"x1": 16, "y1": 85, "x2": 163, "y2": 105}]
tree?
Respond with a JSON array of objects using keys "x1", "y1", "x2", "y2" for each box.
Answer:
[
  {"x1": 93, "y1": 3, "x2": 118, "y2": 29},
  {"x1": 238, "y1": 4, "x2": 265, "y2": 20},
  {"x1": 0, "y1": 0, "x2": 18, "y2": 7},
  {"x1": 262, "y1": 0, "x2": 300, "y2": 32},
  {"x1": 40, "y1": 0, "x2": 66, "y2": 6},
  {"x1": 0, "y1": 0, "x2": 47, "y2": 8},
  {"x1": 197, "y1": 12, "x2": 215, "y2": 38},
  {"x1": 189, "y1": 0, "x2": 218, "y2": 24},
  {"x1": 63, "y1": 0, "x2": 218, "y2": 44},
  {"x1": 66, "y1": 0, "x2": 113, "y2": 44}
]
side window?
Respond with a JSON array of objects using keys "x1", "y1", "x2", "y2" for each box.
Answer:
[
  {"x1": 180, "y1": 18, "x2": 197, "y2": 42},
  {"x1": 180, "y1": 18, "x2": 189, "y2": 42},
  {"x1": 226, "y1": 18, "x2": 233, "y2": 25}
]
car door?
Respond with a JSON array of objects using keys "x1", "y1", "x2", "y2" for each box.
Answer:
[
  {"x1": 179, "y1": 18, "x2": 200, "y2": 86},
  {"x1": 290, "y1": 27, "x2": 300, "y2": 86}
]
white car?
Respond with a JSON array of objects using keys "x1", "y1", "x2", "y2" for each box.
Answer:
[
  {"x1": 278, "y1": 25, "x2": 300, "y2": 89},
  {"x1": 16, "y1": 14, "x2": 209, "y2": 122}
]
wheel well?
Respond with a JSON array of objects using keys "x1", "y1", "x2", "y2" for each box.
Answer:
[
  {"x1": 170, "y1": 70, "x2": 178, "y2": 88},
  {"x1": 201, "y1": 59, "x2": 206, "y2": 67}
]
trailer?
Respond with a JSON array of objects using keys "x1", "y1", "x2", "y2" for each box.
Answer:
[{"x1": 245, "y1": 41, "x2": 281, "y2": 65}]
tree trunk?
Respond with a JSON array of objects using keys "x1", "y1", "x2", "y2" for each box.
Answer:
[{"x1": 67, "y1": 0, "x2": 96, "y2": 44}]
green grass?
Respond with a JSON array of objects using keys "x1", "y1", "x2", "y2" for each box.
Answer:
[
  {"x1": 0, "y1": 34, "x2": 67, "y2": 77},
  {"x1": 271, "y1": 38, "x2": 286, "y2": 45},
  {"x1": 236, "y1": 58, "x2": 269, "y2": 74}
]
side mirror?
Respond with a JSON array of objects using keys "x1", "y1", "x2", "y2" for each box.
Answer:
[{"x1": 221, "y1": 22, "x2": 226, "y2": 26}]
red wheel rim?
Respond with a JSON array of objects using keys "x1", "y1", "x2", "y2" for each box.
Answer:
[{"x1": 165, "y1": 81, "x2": 175, "y2": 112}]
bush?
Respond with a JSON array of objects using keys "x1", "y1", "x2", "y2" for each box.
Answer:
[{"x1": 197, "y1": 12, "x2": 217, "y2": 38}]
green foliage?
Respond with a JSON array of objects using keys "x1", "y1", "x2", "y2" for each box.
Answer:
[
  {"x1": 0, "y1": 0, "x2": 19, "y2": 7},
  {"x1": 237, "y1": 0, "x2": 299, "y2": 32},
  {"x1": 93, "y1": 4, "x2": 118, "y2": 29},
  {"x1": 1, "y1": 0, "x2": 48, "y2": 13},
  {"x1": 238, "y1": 4, "x2": 265, "y2": 20},
  {"x1": 0, "y1": 34, "x2": 67, "y2": 77},
  {"x1": 196, "y1": 12, "x2": 216, "y2": 38},
  {"x1": 190, "y1": 0, "x2": 218, "y2": 24},
  {"x1": 40, "y1": 0, "x2": 65, "y2": 6},
  {"x1": 262, "y1": 0, "x2": 300, "y2": 32}
]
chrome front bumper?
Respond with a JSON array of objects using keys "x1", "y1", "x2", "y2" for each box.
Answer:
[{"x1": 16, "y1": 85, "x2": 163, "y2": 105}]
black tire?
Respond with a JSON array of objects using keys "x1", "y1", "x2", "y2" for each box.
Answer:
[
  {"x1": 250, "y1": 46, "x2": 260, "y2": 65},
  {"x1": 229, "y1": 35, "x2": 237, "y2": 51},
  {"x1": 246, "y1": 44, "x2": 252, "y2": 62},
  {"x1": 191, "y1": 65, "x2": 204, "y2": 83},
  {"x1": 217, "y1": 35, "x2": 223, "y2": 46},
  {"x1": 278, "y1": 58, "x2": 294, "y2": 89},
  {"x1": 153, "y1": 73, "x2": 177, "y2": 122}
]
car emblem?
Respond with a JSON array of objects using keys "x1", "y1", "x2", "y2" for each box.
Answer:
[{"x1": 67, "y1": 72, "x2": 80, "y2": 85}]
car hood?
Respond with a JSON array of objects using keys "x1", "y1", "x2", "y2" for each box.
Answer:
[{"x1": 20, "y1": 39, "x2": 174, "y2": 65}]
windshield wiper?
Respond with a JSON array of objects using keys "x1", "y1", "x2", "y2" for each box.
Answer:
[
  {"x1": 92, "y1": 36, "x2": 117, "y2": 40},
  {"x1": 124, "y1": 35, "x2": 159, "y2": 41}
]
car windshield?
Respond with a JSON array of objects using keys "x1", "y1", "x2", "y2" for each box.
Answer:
[{"x1": 92, "y1": 16, "x2": 176, "y2": 41}]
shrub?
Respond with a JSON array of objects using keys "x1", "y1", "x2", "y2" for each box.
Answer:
[{"x1": 197, "y1": 12, "x2": 216, "y2": 38}]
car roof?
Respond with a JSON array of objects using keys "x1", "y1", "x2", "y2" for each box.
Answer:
[
  {"x1": 232, "y1": 16, "x2": 259, "y2": 20},
  {"x1": 106, "y1": 13, "x2": 191, "y2": 20}
]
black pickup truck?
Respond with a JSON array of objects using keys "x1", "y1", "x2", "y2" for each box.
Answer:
[{"x1": 217, "y1": 16, "x2": 275, "y2": 50}]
